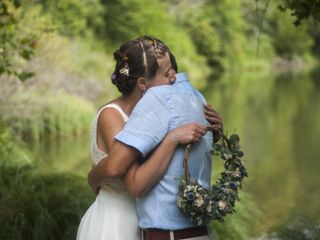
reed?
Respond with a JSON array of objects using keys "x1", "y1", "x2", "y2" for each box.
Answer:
[{"x1": 2, "y1": 91, "x2": 95, "y2": 142}]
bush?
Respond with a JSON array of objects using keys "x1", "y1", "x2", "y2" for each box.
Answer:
[{"x1": 0, "y1": 162, "x2": 94, "y2": 240}]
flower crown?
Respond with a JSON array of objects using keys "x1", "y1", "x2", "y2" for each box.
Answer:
[{"x1": 177, "y1": 130, "x2": 248, "y2": 225}]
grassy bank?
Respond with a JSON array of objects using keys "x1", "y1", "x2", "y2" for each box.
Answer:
[{"x1": 1, "y1": 91, "x2": 95, "y2": 141}]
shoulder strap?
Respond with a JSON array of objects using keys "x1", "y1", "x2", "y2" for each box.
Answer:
[{"x1": 97, "y1": 103, "x2": 129, "y2": 123}]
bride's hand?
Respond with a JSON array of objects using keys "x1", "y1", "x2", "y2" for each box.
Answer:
[
  {"x1": 169, "y1": 123, "x2": 207, "y2": 144},
  {"x1": 203, "y1": 104, "x2": 223, "y2": 142},
  {"x1": 203, "y1": 104, "x2": 223, "y2": 131}
]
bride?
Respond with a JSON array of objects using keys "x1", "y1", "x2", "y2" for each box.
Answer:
[{"x1": 76, "y1": 36, "x2": 222, "y2": 239}]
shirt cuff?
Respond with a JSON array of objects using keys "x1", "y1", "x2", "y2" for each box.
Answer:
[{"x1": 115, "y1": 131, "x2": 157, "y2": 157}]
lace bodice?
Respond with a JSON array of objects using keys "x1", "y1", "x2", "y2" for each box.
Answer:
[{"x1": 90, "y1": 103, "x2": 130, "y2": 195}]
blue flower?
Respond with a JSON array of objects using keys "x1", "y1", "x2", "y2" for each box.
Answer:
[
  {"x1": 228, "y1": 182, "x2": 238, "y2": 190},
  {"x1": 186, "y1": 192, "x2": 195, "y2": 202}
]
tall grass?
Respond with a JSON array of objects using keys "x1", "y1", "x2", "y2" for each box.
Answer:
[{"x1": 1, "y1": 91, "x2": 95, "y2": 141}]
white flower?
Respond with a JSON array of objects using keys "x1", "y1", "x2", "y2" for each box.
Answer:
[
  {"x1": 206, "y1": 204, "x2": 212, "y2": 213},
  {"x1": 223, "y1": 153, "x2": 233, "y2": 160},
  {"x1": 233, "y1": 168, "x2": 241, "y2": 178},
  {"x1": 218, "y1": 201, "x2": 227, "y2": 210},
  {"x1": 194, "y1": 197, "x2": 204, "y2": 208},
  {"x1": 119, "y1": 67, "x2": 129, "y2": 76}
]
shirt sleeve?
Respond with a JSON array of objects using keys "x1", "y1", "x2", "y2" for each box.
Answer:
[
  {"x1": 194, "y1": 89, "x2": 207, "y2": 105},
  {"x1": 115, "y1": 91, "x2": 170, "y2": 157}
]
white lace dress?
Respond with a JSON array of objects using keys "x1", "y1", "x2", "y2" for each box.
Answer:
[{"x1": 76, "y1": 103, "x2": 140, "y2": 240}]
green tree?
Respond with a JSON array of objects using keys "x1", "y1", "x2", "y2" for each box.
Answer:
[
  {"x1": 268, "y1": 8, "x2": 314, "y2": 59},
  {"x1": 256, "y1": 0, "x2": 320, "y2": 26},
  {"x1": 199, "y1": 0, "x2": 251, "y2": 71},
  {"x1": 168, "y1": 0, "x2": 254, "y2": 74},
  {"x1": 99, "y1": 0, "x2": 210, "y2": 87},
  {"x1": 0, "y1": 0, "x2": 36, "y2": 80},
  {"x1": 31, "y1": 0, "x2": 104, "y2": 37},
  {"x1": 279, "y1": 0, "x2": 320, "y2": 26}
]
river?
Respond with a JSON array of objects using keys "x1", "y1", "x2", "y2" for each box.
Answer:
[{"x1": 31, "y1": 69, "x2": 320, "y2": 239}]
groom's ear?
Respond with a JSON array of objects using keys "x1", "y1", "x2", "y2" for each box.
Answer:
[{"x1": 137, "y1": 77, "x2": 147, "y2": 91}]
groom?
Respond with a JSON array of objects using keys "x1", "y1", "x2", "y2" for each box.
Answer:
[{"x1": 89, "y1": 53, "x2": 221, "y2": 240}]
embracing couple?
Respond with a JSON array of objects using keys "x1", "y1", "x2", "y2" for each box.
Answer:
[{"x1": 76, "y1": 36, "x2": 223, "y2": 240}]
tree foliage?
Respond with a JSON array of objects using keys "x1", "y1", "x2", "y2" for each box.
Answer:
[
  {"x1": 278, "y1": 0, "x2": 320, "y2": 26},
  {"x1": 0, "y1": 0, "x2": 36, "y2": 80},
  {"x1": 257, "y1": 0, "x2": 320, "y2": 26},
  {"x1": 254, "y1": 0, "x2": 316, "y2": 59},
  {"x1": 268, "y1": 7, "x2": 314, "y2": 59},
  {"x1": 98, "y1": 0, "x2": 211, "y2": 87},
  {"x1": 1, "y1": 0, "x2": 319, "y2": 82},
  {"x1": 32, "y1": 0, "x2": 104, "y2": 37}
]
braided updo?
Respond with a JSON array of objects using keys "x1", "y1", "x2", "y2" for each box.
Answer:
[{"x1": 111, "y1": 36, "x2": 170, "y2": 95}]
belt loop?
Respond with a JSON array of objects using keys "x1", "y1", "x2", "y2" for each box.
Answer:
[{"x1": 169, "y1": 230, "x2": 174, "y2": 240}]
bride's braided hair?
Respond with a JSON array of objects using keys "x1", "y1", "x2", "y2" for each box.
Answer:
[{"x1": 111, "y1": 36, "x2": 170, "y2": 95}]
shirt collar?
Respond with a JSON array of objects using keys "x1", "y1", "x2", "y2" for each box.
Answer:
[{"x1": 175, "y1": 72, "x2": 189, "y2": 83}]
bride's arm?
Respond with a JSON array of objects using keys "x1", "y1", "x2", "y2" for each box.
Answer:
[
  {"x1": 122, "y1": 123, "x2": 207, "y2": 197},
  {"x1": 96, "y1": 107, "x2": 125, "y2": 154},
  {"x1": 88, "y1": 107, "x2": 138, "y2": 193}
]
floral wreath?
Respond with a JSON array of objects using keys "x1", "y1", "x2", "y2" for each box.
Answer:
[{"x1": 177, "y1": 130, "x2": 248, "y2": 225}]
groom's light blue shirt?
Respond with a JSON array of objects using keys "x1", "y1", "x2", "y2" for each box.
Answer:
[{"x1": 115, "y1": 72, "x2": 213, "y2": 230}]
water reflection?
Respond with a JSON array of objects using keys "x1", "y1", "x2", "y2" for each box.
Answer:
[
  {"x1": 204, "y1": 70, "x2": 320, "y2": 238},
  {"x1": 29, "y1": 136, "x2": 91, "y2": 176},
  {"x1": 258, "y1": 214, "x2": 320, "y2": 240}
]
